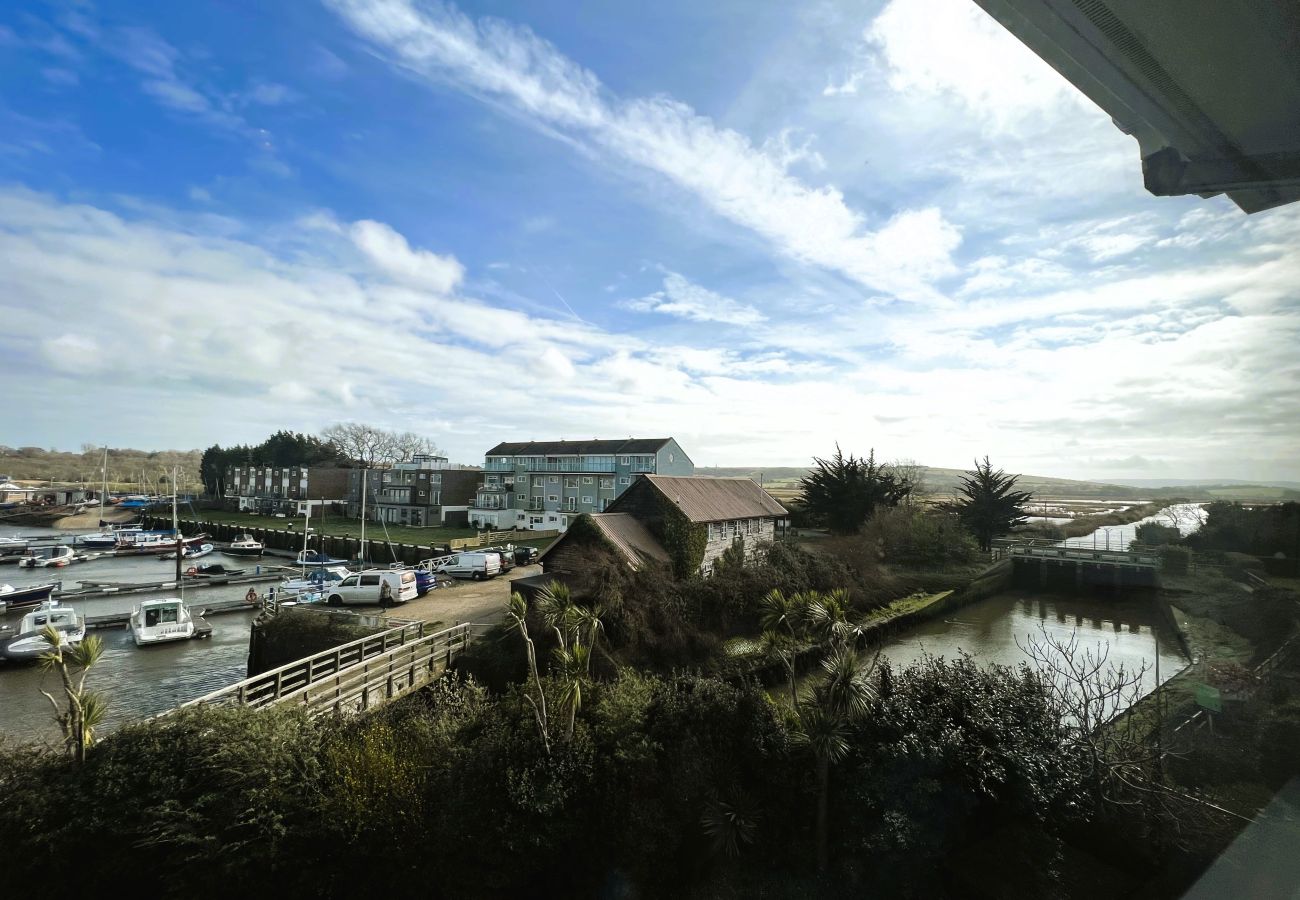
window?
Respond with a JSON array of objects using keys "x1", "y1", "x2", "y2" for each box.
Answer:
[
  {"x1": 582, "y1": 476, "x2": 593, "y2": 484},
  {"x1": 565, "y1": 477, "x2": 578, "y2": 488},
  {"x1": 600, "y1": 478, "x2": 613, "y2": 489},
  {"x1": 581, "y1": 496, "x2": 593, "y2": 504},
  {"x1": 668, "y1": 452, "x2": 675, "y2": 463},
  {"x1": 730, "y1": 520, "x2": 740, "y2": 537},
  {"x1": 709, "y1": 523, "x2": 722, "y2": 540},
  {"x1": 549, "y1": 476, "x2": 559, "y2": 484},
  {"x1": 548, "y1": 494, "x2": 559, "y2": 502},
  {"x1": 560, "y1": 516, "x2": 569, "y2": 527},
  {"x1": 530, "y1": 516, "x2": 543, "y2": 525},
  {"x1": 619, "y1": 456, "x2": 629, "y2": 465},
  {"x1": 504, "y1": 476, "x2": 514, "y2": 485},
  {"x1": 619, "y1": 476, "x2": 631, "y2": 485},
  {"x1": 486, "y1": 475, "x2": 499, "y2": 485},
  {"x1": 517, "y1": 493, "x2": 528, "y2": 502},
  {"x1": 566, "y1": 497, "x2": 577, "y2": 511}
]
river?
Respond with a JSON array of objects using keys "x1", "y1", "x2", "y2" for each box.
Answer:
[{"x1": 0, "y1": 524, "x2": 264, "y2": 745}]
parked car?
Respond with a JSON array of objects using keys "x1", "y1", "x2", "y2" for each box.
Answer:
[
  {"x1": 481, "y1": 547, "x2": 515, "y2": 574},
  {"x1": 425, "y1": 552, "x2": 502, "y2": 581},
  {"x1": 323, "y1": 569, "x2": 418, "y2": 607},
  {"x1": 513, "y1": 545, "x2": 540, "y2": 566}
]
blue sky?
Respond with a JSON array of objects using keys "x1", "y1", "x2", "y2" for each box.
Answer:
[{"x1": 2, "y1": 0, "x2": 1298, "y2": 480}]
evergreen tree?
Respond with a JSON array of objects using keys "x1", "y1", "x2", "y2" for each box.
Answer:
[
  {"x1": 798, "y1": 445, "x2": 913, "y2": 534},
  {"x1": 949, "y1": 456, "x2": 1032, "y2": 551}
]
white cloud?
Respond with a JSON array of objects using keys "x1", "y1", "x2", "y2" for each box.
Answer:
[
  {"x1": 348, "y1": 219, "x2": 465, "y2": 293},
  {"x1": 326, "y1": 0, "x2": 961, "y2": 301},
  {"x1": 242, "y1": 82, "x2": 299, "y2": 106},
  {"x1": 867, "y1": 0, "x2": 1082, "y2": 133},
  {"x1": 626, "y1": 272, "x2": 766, "y2": 327}
]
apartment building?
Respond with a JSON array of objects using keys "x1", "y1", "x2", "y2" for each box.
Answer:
[
  {"x1": 223, "y1": 465, "x2": 350, "y2": 514},
  {"x1": 469, "y1": 438, "x2": 694, "y2": 531},
  {"x1": 346, "y1": 455, "x2": 481, "y2": 527}
]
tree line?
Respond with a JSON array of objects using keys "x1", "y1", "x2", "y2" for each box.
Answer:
[
  {"x1": 198, "y1": 424, "x2": 443, "y2": 495},
  {"x1": 797, "y1": 446, "x2": 1032, "y2": 551}
]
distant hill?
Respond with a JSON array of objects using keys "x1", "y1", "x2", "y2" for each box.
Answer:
[
  {"x1": 697, "y1": 466, "x2": 1300, "y2": 502},
  {"x1": 697, "y1": 465, "x2": 1146, "y2": 499},
  {"x1": 1105, "y1": 478, "x2": 1300, "y2": 491}
]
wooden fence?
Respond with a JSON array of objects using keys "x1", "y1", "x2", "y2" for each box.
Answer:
[
  {"x1": 449, "y1": 528, "x2": 559, "y2": 550},
  {"x1": 175, "y1": 621, "x2": 475, "y2": 715}
]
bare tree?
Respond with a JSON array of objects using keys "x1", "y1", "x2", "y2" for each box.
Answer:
[
  {"x1": 321, "y1": 423, "x2": 441, "y2": 467},
  {"x1": 888, "y1": 458, "x2": 926, "y2": 505},
  {"x1": 1019, "y1": 625, "x2": 1243, "y2": 844},
  {"x1": 389, "y1": 430, "x2": 443, "y2": 463}
]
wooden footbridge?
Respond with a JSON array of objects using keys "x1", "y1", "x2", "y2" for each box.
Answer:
[{"x1": 174, "y1": 619, "x2": 478, "y2": 717}]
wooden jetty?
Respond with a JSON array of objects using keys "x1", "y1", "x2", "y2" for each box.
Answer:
[
  {"x1": 57, "y1": 571, "x2": 284, "y2": 602},
  {"x1": 84, "y1": 598, "x2": 256, "y2": 630}
]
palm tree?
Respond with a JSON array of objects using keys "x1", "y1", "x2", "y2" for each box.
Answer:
[
  {"x1": 796, "y1": 645, "x2": 877, "y2": 873},
  {"x1": 506, "y1": 592, "x2": 551, "y2": 755},
  {"x1": 38, "y1": 625, "x2": 107, "y2": 764}
]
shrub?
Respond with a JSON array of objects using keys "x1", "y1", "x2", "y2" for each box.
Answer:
[{"x1": 1159, "y1": 545, "x2": 1192, "y2": 575}]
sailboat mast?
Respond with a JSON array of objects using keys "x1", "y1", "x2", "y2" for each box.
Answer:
[
  {"x1": 360, "y1": 468, "x2": 367, "y2": 568},
  {"x1": 173, "y1": 466, "x2": 182, "y2": 584},
  {"x1": 300, "y1": 504, "x2": 311, "y2": 578},
  {"x1": 100, "y1": 446, "x2": 108, "y2": 529}
]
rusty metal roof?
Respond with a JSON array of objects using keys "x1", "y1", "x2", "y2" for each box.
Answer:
[
  {"x1": 635, "y1": 475, "x2": 787, "y2": 523},
  {"x1": 538, "y1": 512, "x2": 669, "y2": 571}
]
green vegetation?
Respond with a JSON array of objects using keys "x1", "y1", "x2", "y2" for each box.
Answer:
[
  {"x1": 1187, "y1": 501, "x2": 1300, "y2": 564},
  {"x1": 0, "y1": 444, "x2": 201, "y2": 489},
  {"x1": 199, "y1": 430, "x2": 344, "y2": 494},
  {"x1": 797, "y1": 446, "x2": 913, "y2": 534},
  {"x1": 947, "y1": 456, "x2": 1032, "y2": 551}
]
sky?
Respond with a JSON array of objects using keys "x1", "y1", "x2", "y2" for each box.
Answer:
[{"x1": 1, "y1": 0, "x2": 1297, "y2": 481}]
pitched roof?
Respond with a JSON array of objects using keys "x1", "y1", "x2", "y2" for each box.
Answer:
[
  {"x1": 484, "y1": 438, "x2": 674, "y2": 457},
  {"x1": 630, "y1": 475, "x2": 787, "y2": 523},
  {"x1": 538, "y1": 513, "x2": 669, "y2": 571}
]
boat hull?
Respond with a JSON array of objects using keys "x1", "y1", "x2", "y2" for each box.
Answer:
[
  {"x1": 0, "y1": 628, "x2": 85, "y2": 662},
  {"x1": 0, "y1": 583, "x2": 58, "y2": 614},
  {"x1": 221, "y1": 546, "x2": 264, "y2": 557}
]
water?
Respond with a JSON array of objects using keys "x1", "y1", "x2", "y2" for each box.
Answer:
[
  {"x1": 875, "y1": 590, "x2": 1187, "y2": 700},
  {"x1": 0, "y1": 524, "x2": 265, "y2": 745},
  {"x1": 1058, "y1": 502, "x2": 1206, "y2": 550}
]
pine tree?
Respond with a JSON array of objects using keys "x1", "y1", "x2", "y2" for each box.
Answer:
[{"x1": 950, "y1": 456, "x2": 1032, "y2": 551}]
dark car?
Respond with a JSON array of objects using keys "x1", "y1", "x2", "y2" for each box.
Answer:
[{"x1": 512, "y1": 545, "x2": 540, "y2": 566}]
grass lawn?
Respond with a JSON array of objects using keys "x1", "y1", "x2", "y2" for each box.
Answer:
[{"x1": 172, "y1": 510, "x2": 558, "y2": 550}]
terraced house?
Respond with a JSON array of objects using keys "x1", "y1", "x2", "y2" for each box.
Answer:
[{"x1": 469, "y1": 438, "x2": 694, "y2": 531}]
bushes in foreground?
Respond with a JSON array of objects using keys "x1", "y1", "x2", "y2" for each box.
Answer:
[{"x1": 0, "y1": 657, "x2": 1104, "y2": 899}]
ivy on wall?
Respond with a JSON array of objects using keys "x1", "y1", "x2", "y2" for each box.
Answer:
[{"x1": 649, "y1": 492, "x2": 707, "y2": 579}]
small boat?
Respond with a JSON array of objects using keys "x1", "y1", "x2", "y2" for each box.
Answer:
[
  {"x1": 18, "y1": 545, "x2": 75, "y2": 568},
  {"x1": 161, "y1": 543, "x2": 214, "y2": 561},
  {"x1": 77, "y1": 524, "x2": 144, "y2": 548},
  {"x1": 184, "y1": 563, "x2": 244, "y2": 578},
  {"x1": 0, "y1": 600, "x2": 85, "y2": 662},
  {"x1": 222, "y1": 534, "x2": 264, "y2": 557},
  {"x1": 0, "y1": 582, "x2": 59, "y2": 614},
  {"x1": 129, "y1": 598, "x2": 198, "y2": 646},
  {"x1": 280, "y1": 564, "x2": 351, "y2": 593},
  {"x1": 296, "y1": 549, "x2": 346, "y2": 566}
]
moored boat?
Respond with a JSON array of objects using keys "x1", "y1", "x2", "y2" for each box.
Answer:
[
  {"x1": 296, "y1": 549, "x2": 346, "y2": 566},
  {"x1": 161, "y1": 543, "x2": 214, "y2": 561},
  {"x1": 222, "y1": 534, "x2": 264, "y2": 557},
  {"x1": 0, "y1": 600, "x2": 85, "y2": 662},
  {"x1": 18, "y1": 545, "x2": 75, "y2": 568},
  {"x1": 129, "y1": 598, "x2": 198, "y2": 646},
  {"x1": 0, "y1": 582, "x2": 59, "y2": 614}
]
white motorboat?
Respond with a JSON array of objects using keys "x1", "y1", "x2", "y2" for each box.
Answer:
[
  {"x1": 128, "y1": 597, "x2": 197, "y2": 646},
  {"x1": 0, "y1": 600, "x2": 85, "y2": 662},
  {"x1": 78, "y1": 523, "x2": 144, "y2": 548},
  {"x1": 161, "y1": 543, "x2": 214, "y2": 561},
  {"x1": 18, "y1": 545, "x2": 76, "y2": 568},
  {"x1": 222, "y1": 534, "x2": 264, "y2": 557}
]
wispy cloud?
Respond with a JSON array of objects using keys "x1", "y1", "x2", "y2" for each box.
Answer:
[
  {"x1": 625, "y1": 272, "x2": 766, "y2": 327},
  {"x1": 326, "y1": 0, "x2": 962, "y2": 301}
]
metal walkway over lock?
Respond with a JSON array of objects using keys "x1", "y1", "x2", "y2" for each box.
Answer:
[
  {"x1": 178, "y1": 620, "x2": 475, "y2": 716},
  {"x1": 994, "y1": 544, "x2": 1162, "y2": 588}
]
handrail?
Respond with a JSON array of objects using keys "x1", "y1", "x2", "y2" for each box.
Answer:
[{"x1": 175, "y1": 618, "x2": 426, "y2": 710}]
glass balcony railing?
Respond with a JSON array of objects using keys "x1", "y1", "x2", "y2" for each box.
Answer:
[{"x1": 498, "y1": 459, "x2": 618, "y2": 473}]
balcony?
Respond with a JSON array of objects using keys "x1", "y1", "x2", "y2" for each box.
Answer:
[
  {"x1": 483, "y1": 461, "x2": 515, "y2": 472},
  {"x1": 496, "y1": 460, "x2": 618, "y2": 473}
]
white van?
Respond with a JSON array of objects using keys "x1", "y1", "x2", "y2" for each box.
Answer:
[
  {"x1": 426, "y1": 552, "x2": 502, "y2": 581},
  {"x1": 324, "y1": 569, "x2": 418, "y2": 607}
]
